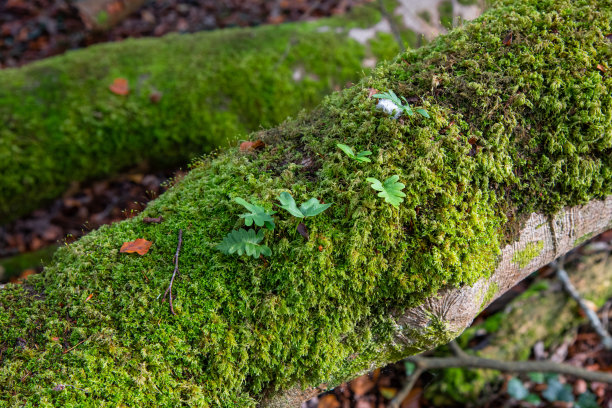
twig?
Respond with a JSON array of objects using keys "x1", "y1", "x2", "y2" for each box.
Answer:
[
  {"x1": 53, "y1": 383, "x2": 88, "y2": 393},
  {"x1": 554, "y1": 259, "x2": 612, "y2": 350},
  {"x1": 389, "y1": 367, "x2": 423, "y2": 408},
  {"x1": 377, "y1": 0, "x2": 406, "y2": 53},
  {"x1": 390, "y1": 341, "x2": 612, "y2": 408},
  {"x1": 602, "y1": 299, "x2": 612, "y2": 331},
  {"x1": 162, "y1": 229, "x2": 183, "y2": 315},
  {"x1": 63, "y1": 335, "x2": 92, "y2": 354}
]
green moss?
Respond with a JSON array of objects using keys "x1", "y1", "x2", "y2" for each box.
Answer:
[
  {"x1": 512, "y1": 240, "x2": 544, "y2": 269},
  {"x1": 1, "y1": 0, "x2": 611, "y2": 405},
  {"x1": 574, "y1": 232, "x2": 594, "y2": 246},
  {"x1": 480, "y1": 282, "x2": 499, "y2": 310},
  {"x1": 0, "y1": 2, "x2": 413, "y2": 223},
  {"x1": 458, "y1": 0, "x2": 479, "y2": 5}
]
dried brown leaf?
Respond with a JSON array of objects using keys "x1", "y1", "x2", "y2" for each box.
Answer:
[
  {"x1": 109, "y1": 78, "x2": 129, "y2": 96},
  {"x1": 120, "y1": 238, "x2": 152, "y2": 255}
]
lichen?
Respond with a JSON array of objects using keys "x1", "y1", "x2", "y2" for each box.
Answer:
[
  {"x1": 512, "y1": 240, "x2": 544, "y2": 269},
  {"x1": 1, "y1": 0, "x2": 610, "y2": 405}
]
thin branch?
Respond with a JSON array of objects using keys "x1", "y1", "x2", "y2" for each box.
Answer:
[
  {"x1": 389, "y1": 350, "x2": 612, "y2": 408},
  {"x1": 377, "y1": 0, "x2": 406, "y2": 53},
  {"x1": 162, "y1": 229, "x2": 183, "y2": 315},
  {"x1": 447, "y1": 340, "x2": 468, "y2": 358},
  {"x1": 63, "y1": 335, "x2": 92, "y2": 354},
  {"x1": 389, "y1": 367, "x2": 423, "y2": 408},
  {"x1": 554, "y1": 259, "x2": 612, "y2": 350}
]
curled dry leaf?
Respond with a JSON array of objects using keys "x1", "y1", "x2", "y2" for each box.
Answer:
[
  {"x1": 597, "y1": 64, "x2": 606, "y2": 72},
  {"x1": 120, "y1": 238, "x2": 152, "y2": 255},
  {"x1": 149, "y1": 91, "x2": 162, "y2": 103},
  {"x1": 109, "y1": 78, "x2": 129, "y2": 96},
  {"x1": 503, "y1": 32, "x2": 513, "y2": 46},
  {"x1": 367, "y1": 88, "x2": 379, "y2": 98},
  {"x1": 240, "y1": 140, "x2": 265, "y2": 152},
  {"x1": 297, "y1": 222, "x2": 309, "y2": 241}
]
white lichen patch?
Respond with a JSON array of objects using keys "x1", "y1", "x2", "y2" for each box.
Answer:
[{"x1": 377, "y1": 99, "x2": 402, "y2": 118}]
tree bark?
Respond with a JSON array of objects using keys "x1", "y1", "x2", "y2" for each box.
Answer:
[{"x1": 0, "y1": 0, "x2": 610, "y2": 406}]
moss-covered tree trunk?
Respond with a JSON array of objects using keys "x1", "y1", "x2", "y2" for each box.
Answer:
[
  {"x1": 1, "y1": 0, "x2": 611, "y2": 406},
  {"x1": 0, "y1": 0, "x2": 422, "y2": 224}
]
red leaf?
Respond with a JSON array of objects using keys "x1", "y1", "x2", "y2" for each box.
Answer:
[
  {"x1": 84, "y1": 294, "x2": 94, "y2": 302},
  {"x1": 596, "y1": 64, "x2": 606, "y2": 72},
  {"x1": 109, "y1": 78, "x2": 129, "y2": 96},
  {"x1": 367, "y1": 88, "x2": 379, "y2": 98},
  {"x1": 120, "y1": 238, "x2": 152, "y2": 255}
]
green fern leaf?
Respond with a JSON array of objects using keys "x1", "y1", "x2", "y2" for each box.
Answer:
[
  {"x1": 278, "y1": 192, "x2": 332, "y2": 218},
  {"x1": 215, "y1": 228, "x2": 271, "y2": 258},
  {"x1": 366, "y1": 175, "x2": 406, "y2": 208},
  {"x1": 234, "y1": 197, "x2": 276, "y2": 230}
]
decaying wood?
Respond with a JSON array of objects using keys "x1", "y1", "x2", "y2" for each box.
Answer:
[{"x1": 261, "y1": 196, "x2": 612, "y2": 407}]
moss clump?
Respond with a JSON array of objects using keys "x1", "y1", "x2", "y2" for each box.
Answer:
[
  {"x1": 0, "y1": 2, "x2": 410, "y2": 223},
  {"x1": 0, "y1": 0, "x2": 610, "y2": 405},
  {"x1": 512, "y1": 240, "x2": 544, "y2": 268}
]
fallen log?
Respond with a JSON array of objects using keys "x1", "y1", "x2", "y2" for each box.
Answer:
[
  {"x1": 0, "y1": 0, "x2": 610, "y2": 406},
  {"x1": 0, "y1": 0, "x2": 421, "y2": 223}
]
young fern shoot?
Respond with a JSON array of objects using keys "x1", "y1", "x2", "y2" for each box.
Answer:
[
  {"x1": 366, "y1": 175, "x2": 406, "y2": 208},
  {"x1": 337, "y1": 143, "x2": 372, "y2": 163},
  {"x1": 278, "y1": 192, "x2": 332, "y2": 218},
  {"x1": 234, "y1": 197, "x2": 276, "y2": 230},
  {"x1": 215, "y1": 229, "x2": 271, "y2": 259}
]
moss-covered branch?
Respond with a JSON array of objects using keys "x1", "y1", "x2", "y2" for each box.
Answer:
[
  {"x1": 0, "y1": 0, "x2": 416, "y2": 223},
  {"x1": 1, "y1": 0, "x2": 611, "y2": 406}
]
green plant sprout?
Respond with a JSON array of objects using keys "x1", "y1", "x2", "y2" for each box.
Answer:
[
  {"x1": 278, "y1": 192, "x2": 332, "y2": 218},
  {"x1": 234, "y1": 197, "x2": 276, "y2": 230},
  {"x1": 373, "y1": 90, "x2": 430, "y2": 118},
  {"x1": 366, "y1": 175, "x2": 406, "y2": 208},
  {"x1": 336, "y1": 143, "x2": 372, "y2": 163},
  {"x1": 215, "y1": 228, "x2": 271, "y2": 259}
]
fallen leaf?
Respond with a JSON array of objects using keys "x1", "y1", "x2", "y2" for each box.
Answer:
[
  {"x1": 109, "y1": 78, "x2": 129, "y2": 96},
  {"x1": 240, "y1": 140, "x2": 265, "y2": 152},
  {"x1": 106, "y1": 0, "x2": 123, "y2": 15},
  {"x1": 149, "y1": 91, "x2": 162, "y2": 103},
  {"x1": 317, "y1": 394, "x2": 340, "y2": 408},
  {"x1": 503, "y1": 32, "x2": 513, "y2": 46},
  {"x1": 350, "y1": 375, "x2": 375, "y2": 396},
  {"x1": 120, "y1": 238, "x2": 152, "y2": 255},
  {"x1": 597, "y1": 64, "x2": 606, "y2": 72},
  {"x1": 143, "y1": 216, "x2": 163, "y2": 224},
  {"x1": 367, "y1": 88, "x2": 379, "y2": 98},
  {"x1": 297, "y1": 223, "x2": 309, "y2": 240},
  {"x1": 51, "y1": 337, "x2": 59, "y2": 341},
  {"x1": 85, "y1": 294, "x2": 94, "y2": 302},
  {"x1": 318, "y1": 245, "x2": 323, "y2": 251}
]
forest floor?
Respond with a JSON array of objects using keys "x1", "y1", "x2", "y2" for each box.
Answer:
[{"x1": 1, "y1": 1, "x2": 611, "y2": 407}]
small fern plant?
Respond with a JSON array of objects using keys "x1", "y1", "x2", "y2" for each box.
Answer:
[
  {"x1": 337, "y1": 143, "x2": 372, "y2": 163},
  {"x1": 233, "y1": 197, "x2": 276, "y2": 230},
  {"x1": 215, "y1": 229, "x2": 271, "y2": 258},
  {"x1": 366, "y1": 175, "x2": 406, "y2": 208},
  {"x1": 216, "y1": 197, "x2": 275, "y2": 259},
  {"x1": 277, "y1": 192, "x2": 332, "y2": 218}
]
